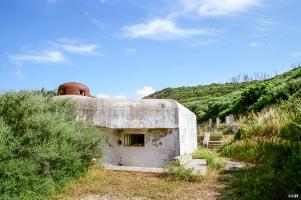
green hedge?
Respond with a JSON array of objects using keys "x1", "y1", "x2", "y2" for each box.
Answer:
[{"x1": 0, "y1": 91, "x2": 103, "y2": 199}]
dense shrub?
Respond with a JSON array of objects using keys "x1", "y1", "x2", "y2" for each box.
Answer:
[{"x1": 0, "y1": 91, "x2": 103, "y2": 199}]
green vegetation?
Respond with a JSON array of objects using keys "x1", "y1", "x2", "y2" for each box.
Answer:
[
  {"x1": 192, "y1": 148, "x2": 227, "y2": 170},
  {"x1": 146, "y1": 67, "x2": 301, "y2": 123},
  {"x1": 163, "y1": 161, "x2": 199, "y2": 181},
  {"x1": 0, "y1": 91, "x2": 103, "y2": 200},
  {"x1": 147, "y1": 66, "x2": 301, "y2": 199},
  {"x1": 219, "y1": 99, "x2": 301, "y2": 199}
]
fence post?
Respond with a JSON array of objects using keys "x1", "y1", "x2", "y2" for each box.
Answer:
[
  {"x1": 216, "y1": 117, "x2": 220, "y2": 129},
  {"x1": 209, "y1": 118, "x2": 212, "y2": 130},
  {"x1": 226, "y1": 116, "x2": 230, "y2": 126},
  {"x1": 229, "y1": 114, "x2": 234, "y2": 125},
  {"x1": 203, "y1": 132, "x2": 211, "y2": 148}
]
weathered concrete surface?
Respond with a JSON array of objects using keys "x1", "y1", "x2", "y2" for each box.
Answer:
[
  {"x1": 177, "y1": 102, "x2": 197, "y2": 155},
  {"x1": 102, "y1": 128, "x2": 180, "y2": 167},
  {"x1": 55, "y1": 95, "x2": 179, "y2": 129},
  {"x1": 184, "y1": 159, "x2": 207, "y2": 176},
  {"x1": 54, "y1": 95, "x2": 197, "y2": 168}
]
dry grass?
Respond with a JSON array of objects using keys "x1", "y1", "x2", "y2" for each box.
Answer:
[{"x1": 51, "y1": 166, "x2": 220, "y2": 200}]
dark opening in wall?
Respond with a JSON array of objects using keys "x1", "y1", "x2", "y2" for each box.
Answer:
[{"x1": 124, "y1": 134, "x2": 145, "y2": 147}]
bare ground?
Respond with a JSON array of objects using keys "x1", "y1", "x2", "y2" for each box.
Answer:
[{"x1": 52, "y1": 166, "x2": 222, "y2": 200}]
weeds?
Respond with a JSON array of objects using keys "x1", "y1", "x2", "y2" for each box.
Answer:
[
  {"x1": 193, "y1": 148, "x2": 228, "y2": 170},
  {"x1": 163, "y1": 161, "x2": 202, "y2": 182}
]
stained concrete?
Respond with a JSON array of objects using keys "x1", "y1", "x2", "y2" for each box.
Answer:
[
  {"x1": 101, "y1": 128, "x2": 179, "y2": 167},
  {"x1": 54, "y1": 95, "x2": 197, "y2": 168},
  {"x1": 184, "y1": 159, "x2": 207, "y2": 176}
]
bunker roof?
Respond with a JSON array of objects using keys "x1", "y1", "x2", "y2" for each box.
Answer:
[{"x1": 54, "y1": 95, "x2": 195, "y2": 129}]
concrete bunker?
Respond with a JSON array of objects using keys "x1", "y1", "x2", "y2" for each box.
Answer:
[{"x1": 55, "y1": 83, "x2": 197, "y2": 168}]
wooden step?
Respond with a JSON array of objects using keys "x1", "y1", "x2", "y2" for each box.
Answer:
[
  {"x1": 208, "y1": 141, "x2": 222, "y2": 145},
  {"x1": 210, "y1": 137, "x2": 222, "y2": 141}
]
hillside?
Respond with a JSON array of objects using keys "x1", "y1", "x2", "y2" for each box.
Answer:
[{"x1": 146, "y1": 66, "x2": 301, "y2": 123}]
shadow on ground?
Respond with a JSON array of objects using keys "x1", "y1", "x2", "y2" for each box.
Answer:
[{"x1": 217, "y1": 168, "x2": 250, "y2": 200}]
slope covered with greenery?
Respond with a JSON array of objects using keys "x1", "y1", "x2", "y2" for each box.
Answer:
[
  {"x1": 0, "y1": 91, "x2": 103, "y2": 199},
  {"x1": 146, "y1": 67, "x2": 301, "y2": 123},
  {"x1": 147, "y1": 67, "x2": 301, "y2": 199}
]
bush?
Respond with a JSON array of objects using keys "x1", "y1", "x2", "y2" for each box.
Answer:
[{"x1": 0, "y1": 91, "x2": 103, "y2": 199}]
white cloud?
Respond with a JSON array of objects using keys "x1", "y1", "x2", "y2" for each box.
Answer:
[
  {"x1": 249, "y1": 42, "x2": 262, "y2": 47},
  {"x1": 136, "y1": 86, "x2": 155, "y2": 98},
  {"x1": 258, "y1": 19, "x2": 280, "y2": 25},
  {"x1": 182, "y1": 0, "x2": 261, "y2": 17},
  {"x1": 125, "y1": 48, "x2": 137, "y2": 55},
  {"x1": 52, "y1": 39, "x2": 99, "y2": 55},
  {"x1": 9, "y1": 51, "x2": 65, "y2": 63},
  {"x1": 97, "y1": 93, "x2": 127, "y2": 99},
  {"x1": 291, "y1": 52, "x2": 301, "y2": 57},
  {"x1": 123, "y1": 18, "x2": 209, "y2": 40}
]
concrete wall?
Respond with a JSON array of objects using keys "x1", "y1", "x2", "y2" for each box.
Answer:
[
  {"x1": 102, "y1": 128, "x2": 180, "y2": 167},
  {"x1": 177, "y1": 103, "x2": 198, "y2": 155},
  {"x1": 56, "y1": 96, "x2": 179, "y2": 129}
]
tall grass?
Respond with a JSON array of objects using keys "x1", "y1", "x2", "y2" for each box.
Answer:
[
  {"x1": 219, "y1": 99, "x2": 301, "y2": 199},
  {"x1": 193, "y1": 148, "x2": 227, "y2": 170},
  {"x1": 0, "y1": 91, "x2": 103, "y2": 199}
]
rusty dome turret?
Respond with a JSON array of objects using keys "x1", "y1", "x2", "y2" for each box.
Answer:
[{"x1": 58, "y1": 82, "x2": 90, "y2": 96}]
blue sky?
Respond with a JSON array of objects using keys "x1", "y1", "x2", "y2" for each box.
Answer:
[{"x1": 1, "y1": 0, "x2": 301, "y2": 98}]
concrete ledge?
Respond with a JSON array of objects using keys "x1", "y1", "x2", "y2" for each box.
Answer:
[
  {"x1": 184, "y1": 159, "x2": 207, "y2": 176},
  {"x1": 103, "y1": 163, "x2": 164, "y2": 173},
  {"x1": 173, "y1": 154, "x2": 192, "y2": 165},
  {"x1": 104, "y1": 159, "x2": 207, "y2": 176}
]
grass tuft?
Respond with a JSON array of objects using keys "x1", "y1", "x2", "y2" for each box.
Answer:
[{"x1": 193, "y1": 148, "x2": 228, "y2": 170}]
